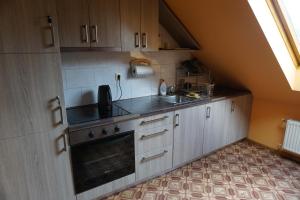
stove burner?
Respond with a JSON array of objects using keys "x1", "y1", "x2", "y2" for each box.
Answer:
[{"x1": 66, "y1": 103, "x2": 130, "y2": 125}]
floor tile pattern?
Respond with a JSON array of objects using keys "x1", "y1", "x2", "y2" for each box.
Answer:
[{"x1": 104, "y1": 140, "x2": 300, "y2": 200}]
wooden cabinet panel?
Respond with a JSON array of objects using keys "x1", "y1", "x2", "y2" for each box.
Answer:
[
  {"x1": 0, "y1": 0, "x2": 59, "y2": 53},
  {"x1": 136, "y1": 145, "x2": 173, "y2": 181},
  {"x1": 224, "y1": 95, "x2": 252, "y2": 145},
  {"x1": 135, "y1": 124, "x2": 173, "y2": 155},
  {"x1": 89, "y1": 0, "x2": 121, "y2": 48},
  {"x1": 0, "y1": 128, "x2": 75, "y2": 200},
  {"x1": 136, "y1": 112, "x2": 174, "y2": 131},
  {"x1": 57, "y1": 0, "x2": 90, "y2": 48},
  {"x1": 141, "y1": 0, "x2": 159, "y2": 51},
  {"x1": 173, "y1": 105, "x2": 206, "y2": 167},
  {"x1": 0, "y1": 54, "x2": 66, "y2": 140},
  {"x1": 120, "y1": 0, "x2": 141, "y2": 51},
  {"x1": 203, "y1": 101, "x2": 227, "y2": 155}
]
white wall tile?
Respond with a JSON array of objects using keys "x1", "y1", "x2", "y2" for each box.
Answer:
[
  {"x1": 64, "y1": 88, "x2": 83, "y2": 107},
  {"x1": 61, "y1": 52, "x2": 191, "y2": 107},
  {"x1": 65, "y1": 68, "x2": 95, "y2": 89}
]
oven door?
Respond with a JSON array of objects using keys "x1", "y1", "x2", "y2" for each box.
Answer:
[{"x1": 71, "y1": 131, "x2": 135, "y2": 194}]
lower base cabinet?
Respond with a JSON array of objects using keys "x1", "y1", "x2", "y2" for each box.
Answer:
[
  {"x1": 0, "y1": 128, "x2": 75, "y2": 200},
  {"x1": 225, "y1": 94, "x2": 252, "y2": 145},
  {"x1": 173, "y1": 105, "x2": 206, "y2": 167},
  {"x1": 135, "y1": 145, "x2": 173, "y2": 181},
  {"x1": 203, "y1": 100, "x2": 227, "y2": 155}
]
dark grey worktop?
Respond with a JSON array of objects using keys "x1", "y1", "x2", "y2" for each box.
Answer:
[{"x1": 68, "y1": 89, "x2": 251, "y2": 132}]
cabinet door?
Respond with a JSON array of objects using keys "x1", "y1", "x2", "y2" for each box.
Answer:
[
  {"x1": 57, "y1": 0, "x2": 90, "y2": 48},
  {"x1": 203, "y1": 101, "x2": 227, "y2": 155},
  {"x1": 225, "y1": 95, "x2": 252, "y2": 145},
  {"x1": 235, "y1": 95, "x2": 252, "y2": 141},
  {"x1": 0, "y1": 54, "x2": 66, "y2": 140},
  {"x1": 173, "y1": 105, "x2": 206, "y2": 167},
  {"x1": 140, "y1": 0, "x2": 159, "y2": 51},
  {"x1": 120, "y1": 0, "x2": 141, "y2": 52},
  {"x1": 0, "y1": 128, "x2": 75, "y2": 200},
  {"x1": 89, "y1": 0, "x2": 121, "y2": 49},
  {"x1": 0, "y1": 0, "x2": 59, "y2": 53}
]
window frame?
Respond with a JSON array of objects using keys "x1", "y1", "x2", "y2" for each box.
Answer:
[{"x1": 266, "y1": 0, "x2": 300, "y2": 67}]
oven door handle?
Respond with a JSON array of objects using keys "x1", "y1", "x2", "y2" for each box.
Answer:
[
  {"x1": 140, "y1": 150, "x2": 168, "y2": 163},
  {"x1": 140, "y1": 116, "x2": 168, "y2": 125},
  {"x1": 140, "y1": 129, "x2": 168, "y2": 140}
]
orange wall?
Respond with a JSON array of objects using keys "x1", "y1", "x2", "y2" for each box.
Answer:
[
  {"x1": 165, "y1": 0, "x2": 300, "y2": 149},
  {"x1": 249, "y1": 98, "x2": 300, "y2": 149}
]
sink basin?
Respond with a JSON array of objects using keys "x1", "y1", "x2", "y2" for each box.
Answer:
[{"x1": 159, "y1": 95, "x2": 197, "y2": 105}]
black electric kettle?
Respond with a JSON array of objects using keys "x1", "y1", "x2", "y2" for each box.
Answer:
[{"x1": 98, "y1": 85, "x2": 112, "y2": 111}]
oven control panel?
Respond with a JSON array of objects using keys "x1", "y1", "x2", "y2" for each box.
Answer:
[{"x1": 68, "y1": 120, "x2": 136, "y2": 146}]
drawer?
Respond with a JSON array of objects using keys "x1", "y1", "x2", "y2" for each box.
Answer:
[
  {"x1": 135, "y1": 145, "x2": 173, "y2": 181},
  {"x1": 136, "y1": 112, "x2": 174, "y2": 131},
  {"x1": 135, "y1": 124, "x2": 173, "y2": 155}
]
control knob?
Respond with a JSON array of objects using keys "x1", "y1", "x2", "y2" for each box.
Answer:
[
  {"x1": 114, "y1": 126, "x2": 120, "y2": 132},
  {"x1": 102, "y1": 129, "x2": 108, "y2": 135},
  {"x1": 88, "y1": 131, "x2": 95, "y2": 138}
]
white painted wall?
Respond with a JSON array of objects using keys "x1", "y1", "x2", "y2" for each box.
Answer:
[{"x1": 61, "y1": 51, "x2": 191, "y2": 107}]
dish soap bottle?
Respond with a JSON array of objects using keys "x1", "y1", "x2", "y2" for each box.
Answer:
[{"x1": 159, "y1": 79, "x2": 167, "y2": 96}]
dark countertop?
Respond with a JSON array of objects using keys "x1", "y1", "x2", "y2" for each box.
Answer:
[{"x1": 68, "y1": 89, "x2": 251, "y2": 132}]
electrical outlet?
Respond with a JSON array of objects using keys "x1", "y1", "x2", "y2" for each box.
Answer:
[{"x1": 115, "y1": 73, "x2": 121, "y2": 81}]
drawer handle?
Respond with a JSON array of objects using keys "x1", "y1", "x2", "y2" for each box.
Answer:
[
  {"x1": 140, "y1": 129, "x2": 168, "y2": 140},
  {"x1": 141, "y1": 150, "x2": 168, "y2": 163},
  {"x1": 140, "y1": 116, "x2": 168, "y2": 125}
]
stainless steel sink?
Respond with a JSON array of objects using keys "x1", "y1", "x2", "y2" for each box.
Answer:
[{"x1": 159, "y1": 95, "x2": 196, "y2": 105}]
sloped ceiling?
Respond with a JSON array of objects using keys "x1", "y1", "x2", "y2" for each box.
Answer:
[{"x1": 165, "y1": 0, "x2": 300, "y2": 105}]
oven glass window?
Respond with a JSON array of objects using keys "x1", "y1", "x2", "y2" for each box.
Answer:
[{"x1": 71, "y1": 131, "x2": 135, "y2": 194}]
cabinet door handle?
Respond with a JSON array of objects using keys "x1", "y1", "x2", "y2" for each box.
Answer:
[
  {"x1": 206, "y1": 106, "x2": 211, "y2": 119},
  {"x1": 55, "y1": 96, "x2": 64, "y2": 125},
  {"x1": 91, "y1": 25, "x2": 98, "y2": 43},
  {"x1": 81, "y1": 24, "x2": 89, "y2": 43},
  {"x1": 62, "y1": 132, "x2": 67, "y2": 152},
  {"x1": 141, "y1": 33, "x2": 147, "y2": 48},
  {"x1": 231, "y1": 101, "x2": 235, "y2": 112},
  {"x1": 140, "y1": 116, "x2": 168, "y2": 125},
  {"x1": 47, "y1": 16, "x2": 55, "y2": 47},
  {"x1": 140, "y1": 129, "x2": 168, "y2": 140},
  {"x1": 141, "y1": 150, "x2": 168, "y2": 163},
  {"x1": 175, "y1": 113, "x2": 179, "y2": 127},
  {"x1": 134, "y1": 32, "x2": 140, "y2": 48}
]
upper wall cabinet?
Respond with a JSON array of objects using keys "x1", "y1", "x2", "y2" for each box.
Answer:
[
  {"x1": 56, "y1": 0, "x2": 90, "y2": 48},
  {"x1": 120, "y1": 0, "x2": 159, "y2": 52},
  {"x1": 57, "y1": 0, "x2": 121, "y2": 50},
  {"x1": 0, "y1": 0, "x2": 59, "y2": 53}
]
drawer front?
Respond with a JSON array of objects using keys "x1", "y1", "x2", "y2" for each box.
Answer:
[
  {"x1": 137, "y1": 112, "x2": 174, "y2": 131},
  {"x1": 136, "y1": 145, "x2": 173, "y2": 181},
  {"x1": 135, "y1": 124, "x2": 173, "y2": 155}
]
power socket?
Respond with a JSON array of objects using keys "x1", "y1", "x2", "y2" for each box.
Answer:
[{"x1": 115, "y1": 73, "x2": 121, "y2": 81}]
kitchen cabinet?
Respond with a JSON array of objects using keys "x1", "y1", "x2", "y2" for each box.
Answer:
[
  {"x1": 57, "y1": 0, "x2": 121, "y2": 49},
  {"x1": 202, "y1": 100, "x2": 227, "y2": 155},
  {"x1": 0, "y1": 54, "x2": 66, "y2": 140},
  {"x1": 56, "y1": 0, "x2": 90, "y2": 48},
  {"x1": 120, "y1": 0, "x2": 159, "y2": 52},
  {"x1": 0, "y1": 127, "x2": 75, "y2": 200},
  {"x1": 0, "y1": 54, "x2": 75, "y2": 199},
  {"x1": 136, "y1": 145, "x2": 173, "y2": 181},
  {"x1": 135, "y1": 112, "x2": 174, "y2": 181},
  {"x1": 173, "y1": 105, "x2": 206, "y2": 167},
  {"x1": 0, "y1": 0, "x2": 59, "y2": 53},
  {"x1": 225, "y1": 94, "x2": 252, "y2": 145}
]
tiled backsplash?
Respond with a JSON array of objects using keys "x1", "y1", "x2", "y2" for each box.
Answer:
[{"x1": 61, "y1": 51, "x2": 191, "y2": 107}]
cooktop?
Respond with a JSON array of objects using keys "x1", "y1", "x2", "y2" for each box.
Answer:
[{"x1": 66, "y1": 104, "x2": 130, "y2": 126}]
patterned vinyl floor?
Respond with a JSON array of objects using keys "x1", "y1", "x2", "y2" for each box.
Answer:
[{"x1": 104, "y1": 140, "x2": 300, "y2": 200}]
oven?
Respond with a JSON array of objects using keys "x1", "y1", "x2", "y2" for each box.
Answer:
[{"x1": 68, "y1": 121, "x2": 135, "y2": 194}]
